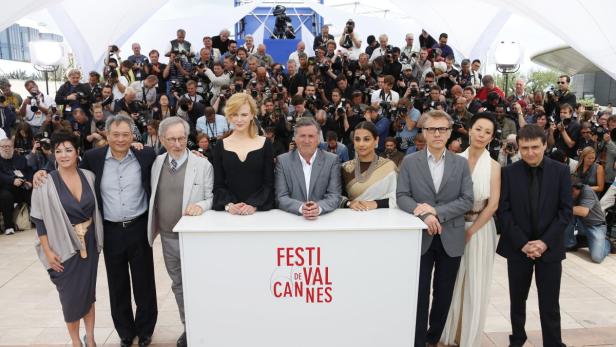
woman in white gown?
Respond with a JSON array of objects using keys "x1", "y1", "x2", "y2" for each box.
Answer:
[{"x1": 441, "y1": 113, "x2": 501, "y2": 346}]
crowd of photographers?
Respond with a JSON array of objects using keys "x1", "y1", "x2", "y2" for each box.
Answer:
[{"x1": 0, "y1": 24, "x2": 615, "y2": 256}]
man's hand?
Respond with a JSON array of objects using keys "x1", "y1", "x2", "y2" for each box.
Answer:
[
  {"x1": 604, "y1": 132, "x2": 611, "y2": 143},
  {"x1": 66, "y1": 93, "x2": 78, "y2": 101},
  {"x1": 522, "y1": 240, "x2": 547, "y2": 259},
  {"x1": 414, "y1": 203, "x2": 437, "y2": 217},
  {"x1": 423, "y1": 214, "x2": 442, "y2": 235},
  {"x1": 131, "y1": 142, "x2": 144, "y2": 151},
  {"x1": 302, "y1": 201, "x2": 320, "y2": 220},
  {"x1": 13, "y1": 178, "x2": 24, "y2": 187},
  {"x1": 184, "y1": 204, "x2": 203, "y2": 216},
  {"x1": 33, "y1": 170, "x2": 48, "y2": 188}
]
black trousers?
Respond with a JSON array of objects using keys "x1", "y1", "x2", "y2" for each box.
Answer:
[
  {"x1": 507, "y1": 259, "x2": 565, "y2": 347},
  {"x1": 415, "y1": 235, "x2": 461, "y2": 347},
  {"x1": 0, "y1": 186, "x2": 31, "y2": 230},
  {"x1": 103, "y1": 214, "x2": 157, "y2": 340}
]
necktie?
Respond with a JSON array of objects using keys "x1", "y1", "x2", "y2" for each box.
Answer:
[
  {"x1": 170, "y1": 158, "x2": 177, "y2": 174},
  {"x1": 529, "y1": 167, "x2": 540, "y2": 239}
]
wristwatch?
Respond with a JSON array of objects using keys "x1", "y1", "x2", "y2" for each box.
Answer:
[{"x1": 225, "y1": 203, "x2": 233, "y2": 212}]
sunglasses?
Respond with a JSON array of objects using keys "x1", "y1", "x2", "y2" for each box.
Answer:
[{"x1": 557, "y1": 81, "x2": 566, "y2": 84}]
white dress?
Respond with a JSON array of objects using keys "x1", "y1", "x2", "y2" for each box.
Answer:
[{"x1": 440, "y1": 149, "x2": 497, "y2": 347}]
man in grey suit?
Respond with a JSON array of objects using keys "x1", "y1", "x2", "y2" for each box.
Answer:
[
  {"x1": 396, "y1": 110, "x2": 474, "y2": 347},
  {"x1": 147, "y1": 117, "x2": 214, "y2": 347},
  {"x1": 276, "y1": 117, "x2": 341, "y2": 219}
]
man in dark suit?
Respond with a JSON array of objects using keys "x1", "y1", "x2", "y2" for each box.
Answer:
[
  {"x1": 34, "y1": 115, "x2": 157, "y2": 347},
  {"x1": 498, "y1": 124, "x2": 572, "y2": 347},
  {"x1": 396, "y1": 110, "x2": 474, "y2": 347}
]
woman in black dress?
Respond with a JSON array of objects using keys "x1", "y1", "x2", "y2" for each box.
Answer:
[
  {"x1": 31, "y1": 131, "x2": 103, "y2": 347},
  {"x1": 213, "y1": 93, "x2": 274, "y2": 214}
]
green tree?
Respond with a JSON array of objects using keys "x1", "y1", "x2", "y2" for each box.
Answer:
[{"x1": 525, "y1": 69, "x2": 563, "y2": 93}]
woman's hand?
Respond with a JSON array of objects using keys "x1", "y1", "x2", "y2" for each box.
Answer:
[
  {"x1": 45, "y1": 249, "x2": 64, "y2": 272},
  {"x1": 349, "y1": 200, "x2": 377, "y2": 211},
  {"x1": 239, "y1": 204, "x2": 257, "y2": 215}
]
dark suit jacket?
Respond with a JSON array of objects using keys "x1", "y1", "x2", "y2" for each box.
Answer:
[
  {"x1": 497, "y1": 157, "x2": 573, "y2": 262},
  {"x1": 79, "y1": 146, "x2": 156, "y2": 218}
]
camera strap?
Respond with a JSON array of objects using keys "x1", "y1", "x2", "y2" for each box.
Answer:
[{"x1": 207, "y1": 120, "x2": 217, "y2": 138}]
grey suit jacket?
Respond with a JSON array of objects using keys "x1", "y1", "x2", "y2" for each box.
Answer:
[
  {"x1": 147, "y1": 151, "x2": 214, "y2": 246},
  {"x1": 275, "y1": 149, "x2": 341, "y2": 215},
  {"x1": 396, "y1": 149, "x2": 474, "y2": 257}
]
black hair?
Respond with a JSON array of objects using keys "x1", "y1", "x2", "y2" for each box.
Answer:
[
  {"x1": 50, "y1": 130, "x2": 80, "y2": 152},
  {"x1": 354, "y1": 121, "x2": 378, "y2": 139},
  {"x1": 517, "y1": 124, "x2": 547, "y2": 145},
  {"x1": 469, "y1": 113, "x2": 499, "y2": 139}
]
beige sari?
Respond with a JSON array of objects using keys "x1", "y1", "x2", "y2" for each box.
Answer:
[{"x1": 342, "y1": 157, "x2": 398, "y2": 208}]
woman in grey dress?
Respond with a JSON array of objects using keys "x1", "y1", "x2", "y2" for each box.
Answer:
[{"x1": 31, "y1": 131, "x2": 104, "y2": 347}]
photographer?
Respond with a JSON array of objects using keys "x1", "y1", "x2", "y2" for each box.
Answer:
[
  {"x1": 162, "y1": 50, "x2": 193, "y2": 97},
  {"x1": 26, "y1": 132, "x2": 52, "y2": 173},
  {"x1": 476, "y1": 75, "x2": 504, "y2": 102},
  {"x1": 495, "y1": 104, "x2": 517, "y2": 141},
  {"x1": 314, "y1": 25, "x2": 334, "y2": 52},
  {"x1": 320, "y1": 131, "x2": 349, "y2": 163},
  {"x1": 437, "y1": 55, "x2": 459, "y2": 94},
  {"x1": 0, "y1": 78, "x2": 23, "y2": 110},
  {"x1": 369, "y1": 34, "x2": 390, "y2": 63},
  {"x1": 143, "y1": 49, "x2": 167, "y2": 94},
  {"x1": 113, "y1": 87, "x2": 148, "y2": 134},
  {"x1": 176, "y1": 97, "x2": 204, "y2": 134},
  {"x1": 554, "y1": 103, "x2": 581, "y2": 158},
  {"x1": 289, "y1": 95, "x2": 313, "y2": 121},
  {"x1": 127, "y1": 42, "x2": 149, "y2": 81},
  {"x1": 382, "y1": 47, "x2": 402, "y2": 81},
  {"x1": 86, "y1": 103, "x2": 108, "y2": 148},
  {"x1": 181, "y1": 79, "x2": 204, "y2": 105},
  {"x1": 546, "y1": 75, "x2": 577, "y2": 120},
  {"x1": 411, "y1": 48, "x2": 432, "y2": 83},
  {"x1": 71, "y1": 107, "x2": 92, "y2": 151},
  {"x1": 87, "y1": 71, "x2": 103, "y2": 102},
  {"x1": 259, "y1": 99, "x2": 291, "y2": 148},
  {"x1": 380, "y1": 136, "x2": 405, "y2": 167},
  {"x1": 202, "y1": 63, "x2": 231, "y2": 100},
  {"x1": 303, "y1": 83, "x2": 323, "y2": 114},
  {"x1": 195, "y1": 106, "x2": 229, "y2": 145},
  {"x1": 566, "y1": 180, "x2": 611, "y2": 263},
  {"x1": 370, "y1": 75, "x2": 399, "y2": 112},
  {"x1": 463, "y1": 86, "x2": 483, "y2": 114},
  {"x1": 401, "y1": 33, "x2": 418, "y2": 63},
  {"x1": 342, "y1": 90, "x2": 367, "y2": 144},
  {"x1": 19, "y1": 80, "x2": 53, "y2": 134},
  {"x1": 55, "y1": 69, "x2": 92, "y2": 122},
  {"x1": 0, "y1": 137, "x2": 32, "y2": 235},
  {"x1": 457, "y1": 59, "x2": 472, "y2": 88},
  {"x1": 449, "y1": 96, "x2": 473, "y2": 149},
  {"x1": 363, "y1": 105, "x2": 390, "y2": 153},
  {"x1": 131, "y1": 74, "x2": 159, "y2": 109},
  {"x1": 432, "y1": 33, "x2": 454, "y2": 60},
  {"x1": 498, "y1": 134, "x2": 521, "y2": 166},
  {"x1": 167, "y1": 28, "x2": 194, "y2": 56},
  {"x1": 285, "y1": 60, "x2": 307, "y2": 97},
  {"x1": 338, "y1": 19, "x2": 361, "y2": 59},
  {"x1": 393, "y1": 97, "x2": 421, "y2": 152}
]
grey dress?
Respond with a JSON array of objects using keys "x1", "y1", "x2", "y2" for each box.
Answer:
[{"x1": 32, "y1": 170, "x2": 99, "y2": 322}]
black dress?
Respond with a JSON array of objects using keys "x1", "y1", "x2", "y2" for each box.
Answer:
[
  {"x1": 212, "y1": 138, "x2": 275, "y2": 211},
  {"x1": 32, "y1": 170, "x2": 99, "y2": 322}
]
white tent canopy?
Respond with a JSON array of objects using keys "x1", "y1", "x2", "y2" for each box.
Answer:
[{"x1": 2, "y1": 0, "x2": 615, "y2": 79}]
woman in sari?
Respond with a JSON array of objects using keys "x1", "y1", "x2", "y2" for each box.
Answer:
[{"x1": 341, "y1": 121, "x2": 398, "y2": 210}]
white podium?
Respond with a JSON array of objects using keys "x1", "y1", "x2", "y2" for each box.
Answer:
[{"x1": 174, "y1": 209, "x2": 425, "y2": 347}]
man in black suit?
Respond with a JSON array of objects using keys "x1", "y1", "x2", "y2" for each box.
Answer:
[
  {"x1": 498, "y1": 124, "x2": 572, "y2": 347},
  {"x1": 34, "y1": 115, "x2": 157, "y2": 347}
]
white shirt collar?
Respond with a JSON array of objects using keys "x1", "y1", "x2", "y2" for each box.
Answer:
[
  {"x1": 427, "y1": 149, "x2": 446, "y2": 162},
  {"x1": 168, "y1": 149, "x2": 189, "y2": 168},
  {"x1": 298, "y1": 150, "x2": 318, "y2": 166}
]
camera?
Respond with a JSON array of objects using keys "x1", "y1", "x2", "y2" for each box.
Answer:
[
  {"x1": 271, "y1": 5, "x2": 295, "y2": 39},
  {"x1": 505, "y1": 143, "x2": 515, "y2": 152},
  {"x1": 561, "y1": 117, "x2": 572, "y2": 127},
  {"x1": 28, "y1": 91, "x2": 39, "y2": 113},
  {"x1": 95, "y1": 120, "x2": 106, "y2": 131},
  {"x1": 169, "y1": 79, "x2": 185, "y2": 95},
  {"x1": 108, "y1": 45, "x2": 119, "y2": 57}
]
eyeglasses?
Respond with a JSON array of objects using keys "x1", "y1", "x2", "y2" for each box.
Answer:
[
  {"x1": 557, "y1": 81, "x2": 566, "y2": 84},
  {"x1": 0, "y1": 145, "x2": 13, "y2": 149},
  {"x1": 423, "y1": 127, "x2": 451, "y2": 134},
  {"x1": 166, "y1": 136, "x2": 187, "y2": 143},
  {"x1": 581, "y1": 130, "x2": 591, "y2": 134}
]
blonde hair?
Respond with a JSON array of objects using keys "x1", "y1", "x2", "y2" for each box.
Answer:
[
  {"x1": 224, "y1": 93, "x2": 258, "y2": 138},
  {"x1": 576, "y1": 146, "x2": 596, "y2": 173}
]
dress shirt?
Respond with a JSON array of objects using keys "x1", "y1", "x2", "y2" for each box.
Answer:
[
  {"x1": 297, "y1": 150, "x2": 320, "y2": 214},
  {"x1": 168, "y1": 149, "x2": 188, "y2": 168},
  {"x1": 196, "y1": 114, "x2": 229, "y2": 138},
  {"x1": 100, "y1": 148, "x2": 148, "y2": 222},
  {"x1": 427, "y1": 149, "x2": 446, "y2": 193}
]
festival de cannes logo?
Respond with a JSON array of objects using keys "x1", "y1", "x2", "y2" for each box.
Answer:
[{"x1": 270, "y1": 246, "x2": 333, "y2": 303}]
